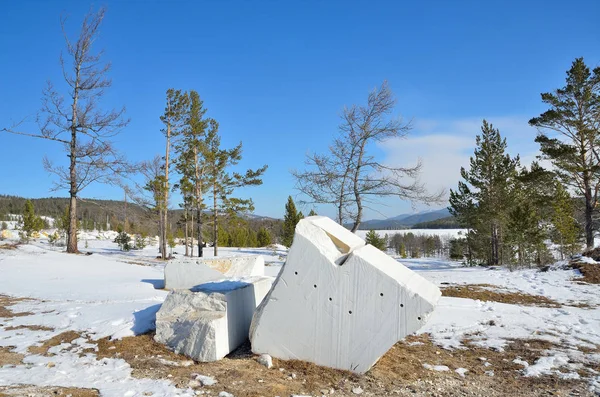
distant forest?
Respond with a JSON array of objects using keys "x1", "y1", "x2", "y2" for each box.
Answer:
[
  {"x1": 412, "y1": 216, "x2": 461, "y2": 229},
  {"x1": 0, "y1": 195, "x2": 283, "y2": 243}
]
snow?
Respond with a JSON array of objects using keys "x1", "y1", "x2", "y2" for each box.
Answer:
[
  {"x1": 423, "y1": 363, "x2": 450, "y2": 371},
  {"x1": 194, "y1": 374, "x2": 217, "y2": 386},
  {"x1": 455, "y1": 367, "x2": 468, "y2": 377},
  {"x1": 0, "y1": 230, "x2": 599, "y2": 393},
  {"x1": 576, "y1": 255, "x2": 597, "y2": 264}
]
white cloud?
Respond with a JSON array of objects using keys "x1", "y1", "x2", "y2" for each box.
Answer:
[{"x1": 377, "y1": 116, "x2": 545, "y2": 208}]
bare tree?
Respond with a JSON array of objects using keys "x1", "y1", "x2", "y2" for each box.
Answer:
[
  {"x1": 123, "y1": 156, "x2": 164, "y2": 233},
  {"x1": 292, "y1": 137, "x2": 355, "y2": 225},
  {"x1": 2, "y1": 8, "x2": 128, "y2": 253},
  {"x1": 293, "y1": 81, "x2": 444, "y2": 231}
]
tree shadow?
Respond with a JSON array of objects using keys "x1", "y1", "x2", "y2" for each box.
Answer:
[{"x1": 141, "y1": 279, "x2": 165, "y2": 289}]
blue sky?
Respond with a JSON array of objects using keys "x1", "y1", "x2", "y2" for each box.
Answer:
[{"x1": 1, "y1": 0, "x2": 599, "y2": 219}]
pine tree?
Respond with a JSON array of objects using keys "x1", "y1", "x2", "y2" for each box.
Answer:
[
  {"x1": 449, "y1": 239, "x2": 465, "y2": 260},
  {"x1": 449, "y1": 120, "x2": 519, "y2": 266},
  {"x1": 530, "y1": 58, "x2": 600, "y2": 249},
  {"x1": 507, "y1": 163, "x2": 556, "y2": 268},
  {"x1": 365, "y1": 229, "x2": 386, "y2": 251},
  {"x1": 399, "y1": 242, "x2": 407, "y2": 258},
  {"x1": 114, "y1": 231, "x2": 132, "y2": 251},
  {"x1": 21, "y1": 200, "x2": 44, "y2": 242},
  {"x1": 159, "y1": 89, "x2": 189, "y2": 259},
  {"x1": 176, "y1": 90, "x2": 209, "y2": 257},
  {"x1": 204, "y1": 120, "x2": 267, "y2": 256},
  {"x1": 308, "y1": 209, "x2": 317, "y2": 216},
  {"x1": 257, "y1": 227, "x2": 272, "y2": 246},
  {"x1": 282, "y1": 196, "x2": 301, "y2": 247},
  {"x1": 507, "y1": 188, "x2": 543, "y2": 268},
  {"x1": 551, "y1": 182, "x2": 581, "y2": 259}
]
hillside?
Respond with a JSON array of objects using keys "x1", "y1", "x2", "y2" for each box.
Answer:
[
  {"x1": 412, "y1": 215, "x2": 461, "y2": 229},
  {"x1": 356, "y1": 208, "x2": 452, "y2": 230},
  {"x1": 0, "y1": 195, "x2": 281, "y2": 238}
]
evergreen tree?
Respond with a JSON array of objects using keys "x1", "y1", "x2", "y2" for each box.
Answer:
[
  {"x1": 114, "y1": 230, "x2": 131, "y2": 251},
  {"x1": 507, "y1": 163, "x2": 556, "y2": 268},
  {"x1": 257, "y1": 227, "x2": 272, "y2": 246},
  {"x1": 530, "y1": 58, "x2": 600, "y2": 249},
  {"x1": 204, "y1": 120, "x2": 267, "y2": 256},
  {"x1": 159, "y1": 89, "x2": 189, "y2": 259},
  {"x1": 551, "y1": 182, "x2": 581, "y2": 259},
  {"x1": 217, "y1": 228, "x2": 230, "y2": 247},
  {"x1": 308, "y1": 209, "x2": 317, "y2": 216},
  {"x1": 365, "y1": 229, "x2": 386, "y2": 251},
  {"x1": 134, "y1": 234, "x2": 147, "y2": 250},
  {"x1": 506, "y1": 188, "x2": 543, "y2": 268},
  {"x1": 282, "y1": 196, "x2": 301, "y2": 247},
  {"x1": 176, "y1": 90, "x2": 209, "y2": 257},
  {"x1": 449, "y1": 239, "x2": 465, "y2": 260},
  {"x1": 399, "y1": 242, "x2": 407, "y2": 258},
  {"x1": 21, "y1": 200, "x2": 44, "y2": 242},
  {"x1": 449, "y1": 120, "x2": 519, "y2": 266}
]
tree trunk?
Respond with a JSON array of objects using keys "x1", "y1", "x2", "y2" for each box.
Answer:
[
  {"x1": 190, "y1": 211, "x2": 194, "y2": 257},
  {"x1": 559, "y1": 236, "x2": 564, "y2": 261},
  {"x1": 67, "y1": 193, "x2": 78, "y2": 253},
  {"x1": 66, "y1": 69, "x2": 80, "y2": 254},
  {"x1": 184, "y1": 208, "x2": 189, "y2": 256},
  {"x1": 162, "y1": 122, "x2": 170, "y2": 260},
  {"x1": 197, "y1": 209, "x2": 203, "y2": 257},
  {"x1": 350, "y1": 142, "x2": 367, "y2": 233},
  {"x1": 195, "y1": 148, "x2": 203, "y2": 257},
  {"x1": 585, "y1": 188, "x2": 594, "y2": 249},
  {"x1": 490, "y1": 223, "x2": 499, "y2": 267},
  {"x1": 213, "y1": 182, "x2": 218, "y2": 257}
]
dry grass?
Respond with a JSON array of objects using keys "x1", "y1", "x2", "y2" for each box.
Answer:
[
  {"x1": 441, "y1": 284, "x2": 562, "y2": 307},
  {"x1": 28, "y1": 331, "x2": 82, "y2": 356},
  {"x1": 4, "y1": 324, "x2": 54, "y2": 332},
  {"x1": 91, "y1": 333, "x2": 354, "y2": 396},
  {"x1": 0, "y1": 243, "x2": 18, "y2": 250},
  {"x1": 571, "y1": 262, "x2": 600, "y2": 284},
  {"x1": 0, "y1": 386, "x2": 99, "y2": 397},
  {"x1": 85, "y1": 332, "x2": 591, "y2": 397},
  {"x1": 0, "y1": 295, "x2": 34, "y2": 318},
  {"x1": 0, "y1": 346, "x2": 24, "y2": 366}
]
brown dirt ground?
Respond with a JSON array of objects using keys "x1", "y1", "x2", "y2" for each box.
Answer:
[
  {"x1": 0, "y1": 295, "x2": 34, "y2": 318},
  {"x1": 85, "y1": 332, "x2": 594, "y2": 397},
  {"x1": 0, "y1": 346, "x2": 24, "y2": 366},
  {"x1": 4, "y1": 324, "x2": 54, "y2": 332},
  {"x1": 571, "y1": 262, "x2": 600, "y2": 284},
  {"x1": 27, "y1": 330, "x2": 83, "y2": 356},
  {"x1": 441, "y1": 284, "x2": 563, "y2": 307},
  {"x1": 0, "y1": 386, "x2": 99, "y2": 397}
]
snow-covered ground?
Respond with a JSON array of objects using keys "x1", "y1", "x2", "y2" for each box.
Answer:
[{"x1": 0, "y1": 233, "x2": 599, "y2": 395}]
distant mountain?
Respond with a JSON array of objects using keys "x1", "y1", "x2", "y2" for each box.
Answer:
[
  {"x1": 397, "y1": 208, "x2": 451, "y2": 226},
  {"x1": 355, "y1": 208, "x2": 451, "y2": 230},
  {"x1": 353, "y1": 218, "x2": 412, "y2": 230}
]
